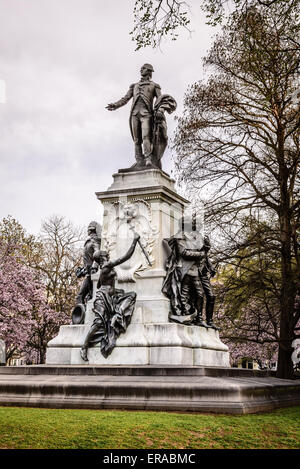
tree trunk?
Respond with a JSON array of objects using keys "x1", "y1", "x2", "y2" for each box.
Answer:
[
  {"x1": 276, "y1": 197, "x2": 295, "y2": 379},
  {"x1": 276, "y1": 319, "x2": 294, "y2": 379},
  {"x1": 39, "y1": 347, "x2": 46, "y2": 364}
]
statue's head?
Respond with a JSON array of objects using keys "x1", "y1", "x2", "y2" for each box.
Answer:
[
  {"x1": 88, "y1": 221, "x2": 97, "y2": 234},
  {"x1": 140, "y1": 63, "x2": 154, "y2": 78},
  {"x1": 182, "y1": 216, "x2": 193, "y2": 233},
  {"x1": 178, "y1": 214, "x2": 204, "y2": 234},
  {"x1": 88, "y1": 220, "x2": 102, "y2": 237}
]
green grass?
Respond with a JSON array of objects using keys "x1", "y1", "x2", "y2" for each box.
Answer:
[{"x1": 0, "y1": 406, "x2": 299, "y2": 449}]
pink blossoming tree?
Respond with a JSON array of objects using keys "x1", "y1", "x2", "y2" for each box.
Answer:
[{"x1": 0, "y1": 238, "x2": 69, "y2": 363}]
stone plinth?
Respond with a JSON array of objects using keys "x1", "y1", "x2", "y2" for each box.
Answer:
[
  {"x1": 46, "y1": 169, "x2": 230, "y2": 367},
  {"x1": 46, "y1": 323, "x2": 229, "y2": 366},
  {"x1": 1, "y1": 365, "x2": 299, "y2": 414}
]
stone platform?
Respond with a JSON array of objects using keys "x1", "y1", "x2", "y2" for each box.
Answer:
[
  {"x1": 46, "y1": 323, "x2": 229, "y2": 366},
  {"x1": 0, "y1": 365, "x2": 299, "y2": 414}
]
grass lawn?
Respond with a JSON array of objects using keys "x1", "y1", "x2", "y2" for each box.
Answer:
[{"x1": 0, "y1": 405, "x2": 299, "y2": 449}]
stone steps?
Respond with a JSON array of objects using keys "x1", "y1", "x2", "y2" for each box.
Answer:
[
  {"x1": 0, "y1": 365, "x2": 299, "y2": 414},
  {"x1": 0, "y1": 364, "x2": 274, "y2": 377}
]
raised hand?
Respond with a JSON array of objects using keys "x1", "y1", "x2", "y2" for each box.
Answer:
[{"x1": 106, "y1": 103, "x2": 116, "y2": 111}]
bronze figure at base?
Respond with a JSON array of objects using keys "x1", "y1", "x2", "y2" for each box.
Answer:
[
  {"x1": 71, "y1": 221, "x2": 101, "y2": 325},
  {"x1": 80, "y1": 233, "x2": 140, "y2": 361},
  {"x1": 162, "y1": 217, "x2": 219, "y2": 329}
]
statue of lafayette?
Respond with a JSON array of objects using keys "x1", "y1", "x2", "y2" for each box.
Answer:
[{"x1": 106, "y1": 64, "x2": 176, "y2": 171}]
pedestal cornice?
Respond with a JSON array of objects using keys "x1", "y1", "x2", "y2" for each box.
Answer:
[{"x1": 95, "y1": 169, "x2": 189, "y2": 206}]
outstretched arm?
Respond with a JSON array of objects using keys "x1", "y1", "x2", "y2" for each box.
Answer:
[
  {"x1": 109, "y1": 233, "x2": 140, "y2": 268},
  {"x1": 176, "y1": 239, "x2": 205, "y2": 260},
  {"x1": 181, "y1": 248, "x2": 205, "y2": 259},
  {"x1": 106, "y1": 84, "x2": 134, "y2": 111}
]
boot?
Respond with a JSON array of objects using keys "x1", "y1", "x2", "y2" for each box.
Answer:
[
  {"x1": 143, "y1": 138, "x2": 152, "y2": 167},
  {"x1": 194, "y1": 311, "x2": 207, "y2": 327},
  {"x1": 193, "y1": 296, "x2": 207, "y2": 327},
  {"x1": 135, "y1": 144, "x2": 145, "y2": 168},
  {"x1": 205, "y1": 298, "x2": 219, "y2": 330},
  {"x1": 169, "y1": 312, "x2": 197, "y2": 325},
  {"x1": 145, "y1": 156, "x2": 153, "y2": 167}
]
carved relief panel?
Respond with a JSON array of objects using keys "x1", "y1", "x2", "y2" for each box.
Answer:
[{"x1": 101, "y1": 199, "x2": 158, "y2": 282}]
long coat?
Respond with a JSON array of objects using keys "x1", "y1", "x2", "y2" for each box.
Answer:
[
  {"x1": 162, "y1": 233, "x2": 211, "y2": 316},
  {"x1": 112, "y1": 79, "x2": 161, "y2": 140},
  {"x1": 82, "y1": 234, "x2": 101, "y2": 271}
]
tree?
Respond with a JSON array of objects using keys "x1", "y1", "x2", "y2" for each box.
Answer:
[
  {"x1": 37, "y1": 215, "x2": 84, "y2": 316},
  {"x1": 130, "y1": 0, "x2": 298, "y2": 49},
  {"x1": 0, "y1": 239, "x2": 50, "y2": 362},
  {"x1": 0, "y1": 215, "x2": 43, "y2": 267},
  {"x1": 25, "y1": 297, "x2": 66, "y2": 364},
  {"x1": 202, "y1": 0, "x2": 300, "y2": 26},
  {"x1": 0, "y1": 215, "x2": 84, "y2": 363},
  {"x1": 131, "y1": 0, "x2": 191, "y2": 50},
  {"x1": 213, "y1": 223, "x2": 283, "y2": 368},
  {"x1": 218, "y1": 308, "x2": 278, "y2": 368},
  {"x1": 173, "y1": 1, "x2": 300, "y2": 378}
]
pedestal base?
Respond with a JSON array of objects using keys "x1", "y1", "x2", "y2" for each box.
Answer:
[
  {"x1": 46, "y1": 169, "x2": 230, "y2": 368},
  {"x1": 46, "y1": 322, "x2": 230, "y2": 366},
  {"x1": 1, "y1": 365, "x2": 299, "y2": 414}
]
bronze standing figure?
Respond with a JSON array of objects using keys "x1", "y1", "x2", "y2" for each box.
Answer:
[
  {"x1": 106, "y1": 64, "x2": 176, "y2": 171},
  {"x1": 162, "y1": 217, "x2": 218, "y2": 329},
  {"x1": 72, "y1": 221, "x2": 101, "y2": 324}
]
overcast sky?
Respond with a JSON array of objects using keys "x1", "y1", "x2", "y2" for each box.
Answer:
[{"x1": 0, "y1": 0, "x2": 217, "y2": 235}]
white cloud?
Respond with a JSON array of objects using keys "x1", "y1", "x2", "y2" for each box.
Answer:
[{"x1": 0, "y1": 79, "x2": 5, "y2": 104}]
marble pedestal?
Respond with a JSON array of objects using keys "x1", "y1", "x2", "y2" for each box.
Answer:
[{"x1": 46, "y1": 169, "x2": 230, "y2": 366}]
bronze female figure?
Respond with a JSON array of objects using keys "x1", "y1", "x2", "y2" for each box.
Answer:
[{"x1": 80, "y1": 233, "x2": 140, "y2": 361}]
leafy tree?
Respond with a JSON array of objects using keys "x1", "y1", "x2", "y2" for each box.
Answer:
[
  {"x1": 0, "y1": 215, "x2": 83, "y2": 324},
  {"x1": 173, "y1": 1, "x2": 300, "y2": 378},
  {"x1": 0, "y1": 239, "x2": 52, "y2": 363},
  {"x1": 0, "y1": 215, "x2": 43, "y2": 267},
  {"x1": 202, "y1": 0, "x2": 300, "y2": 26},
  {"x1": 130, "y1": 0, "x2": 299, "y2": 49},
  {"x1": 131, "y1": 0, "x2": 191, "y2": 50},
  {"x1": 213, "y1": 219, "x2": 283, "y2": 368},
  {"x1": 0, "y1": 215, "x2": 84, "y2": 363}
]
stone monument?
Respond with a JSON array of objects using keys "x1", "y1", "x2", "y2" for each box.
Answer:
[{"x1": 46, "y1": 65, "x2": 229, "y2": 367}]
